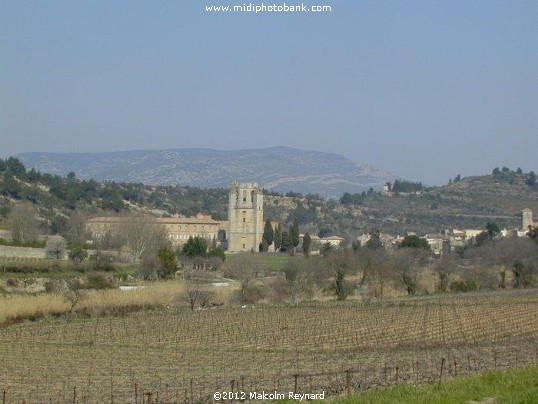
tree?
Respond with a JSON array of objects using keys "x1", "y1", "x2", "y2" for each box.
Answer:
[
  {"x1": 63, "y1": 281, "x2": 87, "y2": 313},
  {"x1": 5, "y1": 157, "x2": 26, "y2": 176},
  {"x1": 118, "y1": 214, "x2": 168, "y2": 261},
  {"x1": 365, "y1": 228, "x2": 383, "y2": 250},
  {"x1": 157, "y1": 246, "x2": 178, "y2": 278},
  {"x1": 280, "y1": 231, "x2": 291, "y2": 252},
  {"x1": 224, "y1": 254, "x2": 265, "y2": 304},
  {"x1": 474, "y1": 231, "x2": 489, "y2": 247},
  {"x1": 280, "y1": 257, "x2": 314, "y2": 305},
  {"x1": 486, "y1": 222, "x2": 501, "y2": 239},
  {"x1": 46, "y1": 235, "x2": 67, "y2": 259},
  {"x1": 290, "y1": 219, "x2": 300, "y2": 248},
  {"x1": 400, "y1": 234, "x2": 431, "y2": 250},
  {"x1": 50, "y1": 214, "x2": 68, "y2": 235},
  {"x1": 182, "y1": 236, "x2": 208, "y2": 258},
  {"x1": 1, "y1": 172, "x2": 22, "y2": 199},
  {"x1": 273, "y1": 224, "x2": 282, "y2": 251},
  {"x1": 327, "y1": 249, "x2": 356, "y2": 300},
  {"x1": 358, "y1": 249, "x2": 393, "y2": 298},
  {"x1": 391, "y1": 248, "x2": 429, "y2": 295},
  {"x1": 259, "y1": 239, "x2": 269, "y2": 252},
  {"x1": 302, "y1": 233, "x2": 312, "y2": 257},
  {"x1": 207, "y1": 247, "x2": 226, "y2": 271},
  {"x1": 68, "y1": 246, "x2": 88, "y2": 266},
  {"x1": 262, "y1": 220, "x2": 274, "y2": 246},
  {"x1": 181, "y1": 236, "x2": 209, "y2": 270},
  {"x1": 6, "y1": 202, "x2": 40, "y2": 243},
  {"x1": 475, "y1": 222, "x2": 502, "y2": 247},
  {"x1": 527, "y1": 226, "x2": 538, "y2": 241},
  {"x1": 513, "y1": 260, "x2": 525, "y2": 288},
  {"x1": 526, "y1": 171, "x2": 536, "y2": 187},
  {"x1": 392, "y1": 179, "x2": 423, "y2": 193},
  {"x1": 184, "y1": 284, "x2": 214, "y2": 311},
  {"x1": 66, "y1": 211, "x2": 90, "y2": 245},
  {"x1": 434, "y1": 255, "x2": 457, "y2": 292}
]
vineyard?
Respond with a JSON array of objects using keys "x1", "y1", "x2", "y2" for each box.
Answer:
[{"x1": 1, "y1": 289, "x2": 537, "y2": 403}]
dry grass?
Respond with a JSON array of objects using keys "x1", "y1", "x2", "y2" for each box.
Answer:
[{"x1": 0, "y1": 281, "x2": 186, "y2": 322}]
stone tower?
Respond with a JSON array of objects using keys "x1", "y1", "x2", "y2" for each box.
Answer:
[
  {"x1": 522, "y1": 208, "x2": 533, "y2": 230},
  {"x1": 228, "y1": 181, "x2": 264, "y2": 252}
]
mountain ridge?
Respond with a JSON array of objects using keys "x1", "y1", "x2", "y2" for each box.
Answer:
[{"x1": 17, "y1": 147, "x2": 395, "y2": 198}]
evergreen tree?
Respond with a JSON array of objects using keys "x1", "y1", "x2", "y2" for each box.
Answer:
[
  {"x1": 302, "y1": 232, "x2": 311, "y2": 257},
  {"x1": 400, "y1": 235, "x2": 431, "y2": 250},
  {"x1": 259, "y1": 239, "x2": 269, "y2": 252},
  {"x1": 262, "y1": 219, "x2": 274, "y2": 246},
  {"x1": 365, "y1": 228, "x2": 383, "y2": 250},
  {"x1": 157, "y1": 247, "x2": 178, "y2": 278},
  {"x1": 526, "y1": 171, "x2": 536, "y2": 187},
  {"x1": 280, "y1": 231, "x2": 291, "y2": 252},
  {"x1": 273, "y1": 224, "x2": 282, "y2": 251},
  {"x1": 182, "y1": 236, "x2": 208, "y2": 257},
  {"x1": 290, "y1": 218, "x2": 300, "y2": 247}
]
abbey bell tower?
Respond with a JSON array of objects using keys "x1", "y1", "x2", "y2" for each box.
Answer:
[{"x1": 228, "y1": 181, "x2": 264, "y2": 252}]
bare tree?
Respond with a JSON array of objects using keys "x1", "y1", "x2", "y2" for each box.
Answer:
[
  {"x1": 465, "y1": 236, "x2": 538, "y2": 289},
  {"x1": 63, "y1": 280, "x2": 88, "y2": 313},
  {"x1": 184, "y1": 284, "x2": 214, "y2": 311},
  {"x1": 281, "y1": 257, "x2": 314, "y2": 305},
  {"x1": 224, "y1": 254, "x2": 265, "y2": 304},
  {"x1": 117, "y1": 214, "x2": 168, "y2": 261},
  {"x1": 361, "y1": 251, "x2": 394, "y2": 298},
  {"x1": 45, "y1": 235, "x2": 67, "y2": 259},
  {"x1": 434, "y1": 254, "x2": 457, "y2": 292},
  {"x1": 6, "y1": 202, "x2": 40, "y2": 243},
  {"x1": 391, "y1": 248, "x2": 429, "y2": 295},
  {"x1": 66, "y1": 211, "x2": 90, "y2": 244},
  {"x1": 326, "y1": 249, "x2": 358, "y2": 300}
]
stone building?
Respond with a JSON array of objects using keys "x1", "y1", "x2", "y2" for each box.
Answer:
[
  {"x1": 86, "y1": 214, "x2": 224, "y2": 248},
  {"x1": 522, "y1": 208, "x2": 535, "y2": 230},
  {"x1": 227, "y1": 181, "x2": 264, "y2": 252}
]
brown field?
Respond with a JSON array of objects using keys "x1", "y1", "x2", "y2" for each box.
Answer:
[{"x1": 0, "y1": 289, "x2": 537, "y2": 403}]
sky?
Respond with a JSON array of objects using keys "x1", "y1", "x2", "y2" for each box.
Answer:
[{"x1": 1, "y1": 1, "x2": 537, "y2": 185}]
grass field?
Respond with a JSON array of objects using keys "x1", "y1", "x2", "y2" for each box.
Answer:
[
  {"x1": 0, "y1": 289, "x2": 536, "y2": 402},
  {"x1": 327, "y1": 365, "x2": 538, "y2": 403}
]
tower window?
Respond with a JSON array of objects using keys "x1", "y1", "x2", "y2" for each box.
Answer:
[{"x1": 243, "y1": 190, "x2": 247, "y2": 202}]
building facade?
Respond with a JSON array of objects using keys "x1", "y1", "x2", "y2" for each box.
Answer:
[
  {"x1": 522, "y1": 208, "x2": 534, "y2": 230},
  {"x1": 228, "y1": 181, "x2": 264, "y2": 252},
  {"x1": 86, "y1": 214, "x2": 224, "y2": 248}
]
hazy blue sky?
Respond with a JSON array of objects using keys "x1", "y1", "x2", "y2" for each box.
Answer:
[{"x1": 1, "y1": 1, "x2": 537, "y2": 184}]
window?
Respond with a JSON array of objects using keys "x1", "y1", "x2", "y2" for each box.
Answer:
[{"x1": 243, "y1": 190, "x2": 247, "y2": 202}]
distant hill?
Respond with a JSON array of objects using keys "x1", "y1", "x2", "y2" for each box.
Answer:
[
  {"x1": 17, "y1": 147, "x2": 394, "y2": 198},
  {"x1": 1, "y1": 155, "x2": 537, "y2": 239}
]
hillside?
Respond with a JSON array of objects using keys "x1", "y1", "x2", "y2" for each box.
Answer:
[
  {"x1": 265, "y1": 169, "x2": 538, "y2": 237},
  {"x1": 1, "y1": 157, "x2": 536, "y2": 240},
  {"x1": 17, "y1": 147, "x2": 394, "y2": 198}
]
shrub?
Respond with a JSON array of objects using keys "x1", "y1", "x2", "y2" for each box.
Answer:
[
  {"x1": 86, "y1": 273, "x2": 115, "y2": 290},
  {"x1": 450, "y1": 279, "x2": 478, "y2": 293}
]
